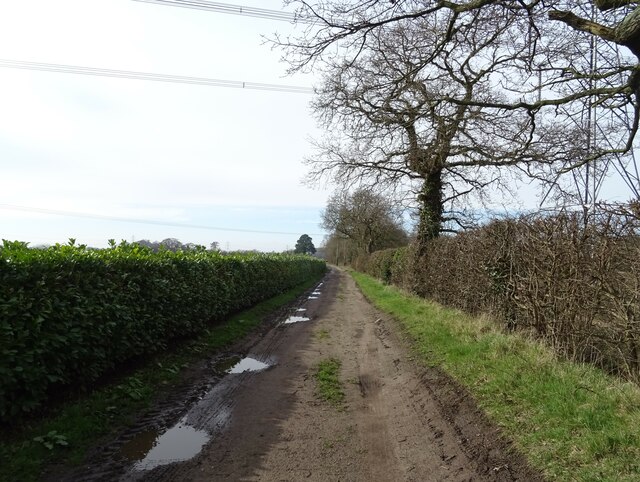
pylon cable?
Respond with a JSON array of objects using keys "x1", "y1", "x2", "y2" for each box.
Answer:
[
  {"x1": 132, "y1": 0, "x2": 316, "y2": 24},
  {"x1": 0, "y1": 59, "x2": 313, "y2": 93}
]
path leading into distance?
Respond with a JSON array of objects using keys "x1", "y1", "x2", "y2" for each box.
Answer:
[{"x1": 59, "y1": 268, "x2": 542, "y2": 481}]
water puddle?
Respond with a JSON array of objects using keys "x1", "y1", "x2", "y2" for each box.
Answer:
[
  {"x1": 296, "y1": 308, "x2": 306, "y2": 312},
  {"x1": 284, "y1": 315, "x2": 311, "y2": 324},
  {"x1": 312, "y1": 291, "x2": 321, "y2": 295},
  {"x1": 227, "y1": 357, "x2": 270, "y2": 374},
  {"x1": 121, "y1": 354, "x2": 257, "y2": 474},
  {"x1": 308, "y1": 296, "x2": 318, "y2": 299},
  {"x1": 213, "y1": 356, "x2": 242, "y2": 374},
  {"x1": 121, "y1": 418, "x2": 210, "y2": 471},
  {"x1": 213, "y1": 356, "x2": 271, "y2": 375}
]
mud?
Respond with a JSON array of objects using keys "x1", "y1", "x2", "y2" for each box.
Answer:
[{"x1": 48, "y1": 268, "x2": 543, "y2": 481}]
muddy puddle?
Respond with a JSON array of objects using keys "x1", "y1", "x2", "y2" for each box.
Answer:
[
  {"x1": 213, "y1": 355, "x2": 271, "y2": 374},
  {"x1": 227, "y1": 357, "x2": 270, "y2": 373},
  {"x1": 296, "y1": 308, "x2": 306, "y2": 312},
  {"x1": 119, "y1": 356, "x2": 272, "y2": 475},
  {"x1": 308, "y1": 296, "x2": 319, "y2": 300},
  {"x1": 284, "y1": 315, "x2": 311, "y2": 324},
  {"x1": 121, "y1": 418, "x2": 210, "y2": 471}
]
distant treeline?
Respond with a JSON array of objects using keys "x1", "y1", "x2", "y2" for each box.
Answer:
[{"x1": 133, "y1": 238, "x2": 219, "y2": 252}]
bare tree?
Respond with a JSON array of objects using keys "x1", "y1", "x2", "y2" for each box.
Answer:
[
  {"x1": 321, "y1": 188, "x2": 409, "y2": 257},
  {"x1": 278, "y1": 0, "x2": 640, "y2": 223},
  {"x1": 300, "y1": 9, "x2": 564, "y2": 249}
]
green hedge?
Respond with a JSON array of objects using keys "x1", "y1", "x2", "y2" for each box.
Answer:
[
  {"x1": 0, "y1": 241, "x2": 326, "y2": 423},
  {"x1": 365, "y1": 247, "x2": 409, "y2": 285}
]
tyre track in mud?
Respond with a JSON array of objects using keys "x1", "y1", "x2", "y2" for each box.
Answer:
[{"x1": 53, "y1": 268, "x2": 542, "y2": 481}]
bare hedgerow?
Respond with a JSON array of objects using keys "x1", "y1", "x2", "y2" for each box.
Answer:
[{"x1": 365, "y1": 210, "x2": 640, "y2": 381}]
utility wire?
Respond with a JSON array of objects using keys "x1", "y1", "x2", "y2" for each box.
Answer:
[
  {"x1": 0, "y1": 59, "x2": 313, "y2": 93},
  {"x1": 0, "y1": 204, "x2": 325, "y2": 236},
  {"x1": 132, "y1": 0, "x2": 315, "y2": 24}
]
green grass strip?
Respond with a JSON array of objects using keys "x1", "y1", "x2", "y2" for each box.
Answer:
[
  {"x1": 352, "y1": 272, "x2": 640, "y2": 481},
  {"x1": 0, "y1": 275, "x2": 323, "y2": 482},
  {"x1": 315, "y1": 358, "x2": 345, "y2": 406}
]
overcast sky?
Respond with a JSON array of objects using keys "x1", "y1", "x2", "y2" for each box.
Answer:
[
  {"x1": 2, "y1": 1, "x2": 637, "y2": 252},
  {"x1": 0, "y1": 0, "x2": 329, "y2": 251}
]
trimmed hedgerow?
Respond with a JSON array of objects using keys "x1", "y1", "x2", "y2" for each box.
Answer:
[
  {"x1": 0, "y1": 240, "x2": 325, "y2": 423},
  {"x1": 359, "y1": 211, "x2": 640, "y2": 383}
]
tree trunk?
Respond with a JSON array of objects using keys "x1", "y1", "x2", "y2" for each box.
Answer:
[{"x1": 416, "y1": 168, "x2": 443, "y2": 255}]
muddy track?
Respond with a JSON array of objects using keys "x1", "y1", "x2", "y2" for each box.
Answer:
[{"x1": 51, "y1": 268, "x2": 543, "y2": 481}]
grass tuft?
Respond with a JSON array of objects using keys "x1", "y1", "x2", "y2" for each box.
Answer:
[
  {"x1": 352, "y1": 272, "x2": 640, "y2": 481},
  {"x1": 314, "y1": 328, "x2": 330, "y2": 340},
  {"x1": 315, "y1": 358, "x2": 345, "y2": 406}
]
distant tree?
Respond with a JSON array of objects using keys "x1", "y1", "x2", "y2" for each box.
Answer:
[
  {"x1": 322, "y1": 234, "x2": 361, "y2": 266},
  {"x1": 322, "y1": 189, "x2": 408, "y2": 256},
  {"x1": 294, "y1": 234, "x2": 317, "y2": 255},
  {"x1": 158, "y1": 238, "x2": 183, "y2": 251},
  {"x1": 209, "y1": 241, "x2": 220, "y2": 251}
]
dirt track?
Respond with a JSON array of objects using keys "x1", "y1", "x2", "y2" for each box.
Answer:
[{"x1": 58, "y1": 268, "x2": 542, "y2": 481}]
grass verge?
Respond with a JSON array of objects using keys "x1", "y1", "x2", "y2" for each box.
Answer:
[
  {"x1": 352, "y1": 272, "x2": 640, "y2": 481},
  {"x1": 0, "y1": 275, "x2": 323, "y2": 482},
  {"x1": 315, "y1": 358, "x2": 344, "y2": 406}
]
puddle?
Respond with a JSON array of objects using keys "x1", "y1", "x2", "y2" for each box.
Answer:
[
  {"x1": 120, "y1": 430, "x2": 159, "y2": 461},
  {"x1": 312, "y1": 291, "x2": 321, "y2": 295},
  {"x1": 296, "y1": 308, "x2": 306, "y2": 312},
  {"x1": 284, "y1": 315, "x2": 311, "y2": 324},
  {"x1": 308, "y1": 296, "x2": 318, "y2": 299},
  {"x1": 227, "y1": 357, "x2": 270, "y2": 374},
  {"x1": 121, "y1": 418, "x2": 210, "y2": 471},
  {"x1": 213, "y1": 356, "x2": 242, "y2": 375}
]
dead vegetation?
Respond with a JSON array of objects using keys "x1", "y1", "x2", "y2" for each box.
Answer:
[{"x1": 363, "y1": 209, "x2": 640, "y2": 381}]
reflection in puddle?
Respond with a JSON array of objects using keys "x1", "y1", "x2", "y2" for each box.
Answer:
[
  {"x1": 122, "y1": 354, "x2": 268, "y2": 473},
  {"x1": 296, "y1": 308, "x2": 306, "y2": 312},
  {"x1": 120, "y1": 430, "x2": 159, "y2": 461},
  {"x1": 312, "y1": 291, "x2": 321, "y2": 295},
  {"x1": 122, "y1": 418, "x2": 210, "y2": 471},
  {"x1": 308, "y1": 296, "x2": 318, "y2": 299},
  {"x1": 284, "y1": 315, "x2": 310, "y2": 324},
  {"x1": 227, "y1": 357, "x2": 270, "y2": 374},
  {"x1": 213, "y1": 356, "x2": 242, "y2": 375}
]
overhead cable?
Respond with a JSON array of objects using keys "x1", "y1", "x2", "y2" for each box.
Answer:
[
  {"x1": 0, "y1": 59, "x2": 313, "y2": 93},
  {"x1": 132, "y1": 0, "x2": 315, "y2": 24},
  {"x1": 0, "y1": 204, "x2": 325, "y2": 236}
]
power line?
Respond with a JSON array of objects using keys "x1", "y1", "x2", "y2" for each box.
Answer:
[
  {"x1": 0, "y1": 203, "x2": 324, "y2": 236},
  {"x1": 132, "y1": 0, "x2": 315, "y2": 24},
  {"x1": 0, "y1": 59, "x2": 313, "y2": 93}
]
